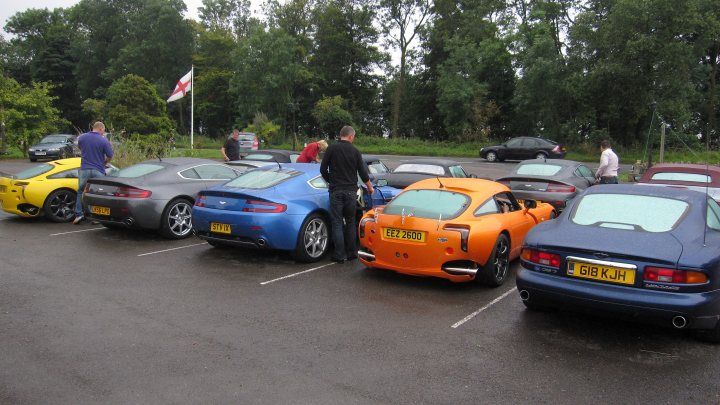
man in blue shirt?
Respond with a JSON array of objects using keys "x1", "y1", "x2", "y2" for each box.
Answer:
[{"x1": 73, "y1": 121, "x2": 114, "y2": 224}]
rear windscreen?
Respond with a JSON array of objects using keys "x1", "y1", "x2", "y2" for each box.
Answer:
[
  {"x1": 115, "y1": 164, "x2": 165, "y2": 178},
  {"x1": 651, "y1": 172, "x2": 711, "y2": 184},
  {"x1": 383, "y1": 189, "x2": 470, "y2": 220},
  {"x1": 516, "y1": 164, "x2": 562, "y2": 176},
  {"x1": 224, "y1": 169, "x2": 298, "y2": 189},
  {"x1": 572, "y1": 194, "x2": 688, "y2": 232}
]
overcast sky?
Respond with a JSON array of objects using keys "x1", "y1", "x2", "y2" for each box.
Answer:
[{"x1": 0, "y1": 0, "x2": 206, "y2": 28}]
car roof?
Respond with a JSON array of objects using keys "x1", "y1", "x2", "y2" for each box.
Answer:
[
  {"x1": 639, "y1": 163, "x2": 720, "y2": 186},
  {"x1": 138, "y1": 157, "x2": 224, "y2": 167},
  {"x1": 396, "y1": 158, "x2": 462, "y2": 167},
  {"x1": 585, "y1": 183, "x2": 710, "y2": 203},
  {"x1": 514, "y1": 158, "x2": 583, "y2": 167}
]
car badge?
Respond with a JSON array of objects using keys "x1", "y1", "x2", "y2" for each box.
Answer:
[
  {"x1": 220, "y1": 200, "x2": 227, "y2": 205},
  {"x1": 594, "y1": 252, "x2": 610, "y2": 259},
  {"x1": 437, "y1": 237, "x2": 448, "y2": 243}
]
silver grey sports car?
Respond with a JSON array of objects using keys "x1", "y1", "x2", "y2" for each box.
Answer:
[
  {"x1": 82, "y1": 158, "x2": 242, "y2": 239},
  {"x1": 495, "y1": 158, "x2": 595, "y2": 211}
]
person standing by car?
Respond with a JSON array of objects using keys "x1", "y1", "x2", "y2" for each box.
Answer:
[
  {"x1": 221, "y1": 129, "x2": 241, "y2": 161},
  {"x1": 320, "y1": 126, "x2": 374, "y2": 263},
  {"x1": 595, "y1": 140, "x2": 619, "y2": 184},
  {"x1": 73, "y1": 121, "x2": 113, "y2": 224},
  {"x1": 297, "y1": 140, "x2": 328, "y2": 163}
]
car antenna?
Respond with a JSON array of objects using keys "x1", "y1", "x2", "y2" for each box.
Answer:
[
  {"x1": 273, "y1": 157, "x2": 281, "y2": 171},
  {"x1": 436, "y1": 177, "x2": 445, "y2": 188}
]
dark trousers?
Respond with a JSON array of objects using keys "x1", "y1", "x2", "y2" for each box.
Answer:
[
  {"x1": 329, "y1": 190, "x2": 357, "y2": 260},
  {"x1": 599, "y1": 176, "x2": 618, "y2": 184}
]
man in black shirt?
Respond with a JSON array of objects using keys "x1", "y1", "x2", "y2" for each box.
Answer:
[
  {"x1": 320, "y1": 126, "x2": 374, "y2": 263},
  {"x1": 221, "y1": 129, "x2": 240, "y2": 161}
]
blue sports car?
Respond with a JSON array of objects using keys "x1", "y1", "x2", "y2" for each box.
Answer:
[
  {"x1": 516, "y1": 184, "x2": 720, "y2": 342},
  {"x1": 192, "y1": 164, "x2": 400, "y2": 262}
]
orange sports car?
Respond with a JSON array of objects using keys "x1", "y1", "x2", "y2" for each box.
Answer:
[{"x1": 357, "y1": 178, "x2": 556, "y2": 285}]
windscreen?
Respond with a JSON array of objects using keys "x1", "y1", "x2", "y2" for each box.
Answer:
[
  {"x1": 651, "y1": 172, "x2": 711, "y2": 184},
  {"x1": 115, "y1": 163, "x2": 166, "y2": 178},
  {"x1": 572, "y1": 194, "x2": 688, "y2": 232},
  {"x1": 243, "y1": 153, "x2": 276, "y2": 161},
  {"x1": 40, "y1": 135, "x2": 69, "y2": 143},
  {"x1": 224, "y1": 169, "x2": 298, "y2": 189},
  {"x1": 383, "y1": 189, "x2": 470, "y2": 220},
  {"x1": 13, "y1": 164, "x2": 54, "y2": 179},
  {"x1": 516, "y1": 164, "x2": 563, "y2": 176},
  {"x1": 393, "y1": 164, "x2": 444, "y2": 175}
]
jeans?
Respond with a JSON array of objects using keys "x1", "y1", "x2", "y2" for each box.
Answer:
[
  {"x1": 75, "y1": 168, "x2": 105, "y2": 217},
  {"x1": 329, "y1": 190, "x2": 358, "y2": 260},
  {"x1": 599, "y1": 176, "x2": 618, "y2": 184}
]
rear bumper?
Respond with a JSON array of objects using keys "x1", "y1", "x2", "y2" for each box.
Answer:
[{"x1": 516, "y1": 266, "x2": 720, "y2": 330}]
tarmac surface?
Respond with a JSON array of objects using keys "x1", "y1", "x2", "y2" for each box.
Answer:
[{"x1": 1, "y1": 156, "x2": 718, "y2": 404}]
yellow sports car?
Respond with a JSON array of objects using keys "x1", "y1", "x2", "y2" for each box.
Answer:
[{"x1": 0, "y1": 158, "x2": 114, "y2": 222}]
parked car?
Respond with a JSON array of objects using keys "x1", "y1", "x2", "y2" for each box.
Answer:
[
  {"x1": 363, "y1": 155, "x2": 391, "y2": 175},
  {"x1": 516, "y1": 184, "x2": 720, "y2": 342},
  {"x1": 495, "y1": 159, "x2": 595, "y2": 211},
  {"x1": 82, "y1": 158, "x2": 242, "y2": 239},
  {"x1": 0, "y1": 157, "x2": 117, "y2": 222},
  {"x1": 238, "y1": 132, "x2": 259, "y2": 154},
  {"x1": 480, "y1": 137, "x2": 566, "y2": 162},
  {"x1": 27, "y1": 134, "x2": 79, "y2": 162},
  {"x1": 192, "y1": 164, "x2": 399, "y2": 262},
  {"x1": 372, "y1": 158, "x2": 476, "y2": 189},
  {"x1": 637, "y1": 163, "x2": 720, "y2": 202},
  {"x1": 358, "y1": 178, "x2": 556, "y2": 285},
  {"x1": 238, "y1": 149, "x2": 300, "y2": 163}
]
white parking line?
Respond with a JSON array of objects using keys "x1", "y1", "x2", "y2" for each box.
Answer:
[
  {"x1": 261, "y1": 262, "x2": 336, "y2": 285},
  {"x1": 451, "y1": 287, "x2": 517, "y2": 329},
  {"x1": 50, "y1": 227, "x2": 105, "y2": 236},
  {"x1": 137, "y1": 242, "x2": 207, "y2": 257}
]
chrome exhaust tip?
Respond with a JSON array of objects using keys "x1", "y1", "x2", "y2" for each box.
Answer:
[
  {"x1": 519, "y1": 290, "x2": 530, "y2": 301},
  {"x1": 123, "y1": 218, "x2": 134, "y2": 226},
  {"x1": 672, "y1": 315, "x2": 688, "y2": 329},
  {"x1": 358, "y1": 250, "x2": 375, "y2": 261},
  {"x1": 257, "y1": 238, "x2": 267, "y2": 247}
]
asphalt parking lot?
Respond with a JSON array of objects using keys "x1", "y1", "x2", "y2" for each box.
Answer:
[{"x1": 1, "y1": 157, "x2": 719, "y2": 404}]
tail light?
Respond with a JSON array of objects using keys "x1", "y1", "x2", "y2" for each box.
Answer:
[
  {"x1": 114, "y1": 187, "x2": 152, "y2": 198},
  {"x1": 252, "y1": 138, "x2": 259, "y2": 150},
  {"x1": 546, "y1": 184, "x2": 575, "y2": 193},
  {"x1": 552, "y1": 145, "x2": 561, "y2": 153},
  {"x1": 644, "y1": 267, "x2": 708, "y2": 284},
  {"x1": 521, "y1": 248, "x2": 561, "y2": 268},
  {"x1": 443, "y1": 224, "x2": 470, "y2": 252},
  {"x1": 242, "y1": 200, "x2": 286, "y2": 213},
  {"x1": 195, "y1": 195, "x2": 206, "y2": 207}
]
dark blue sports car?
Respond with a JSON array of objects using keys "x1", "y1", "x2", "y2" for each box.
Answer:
[
  {"x1": 192, "y1": 164, "x2": 400, "y2": 262},
  {"x1": 516, "y1": 184, "x2": 720, "y2": 342}
]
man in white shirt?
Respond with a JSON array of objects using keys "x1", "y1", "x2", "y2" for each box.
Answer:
[{"x1": 595, "y1": 140, "x2": 619, "y2": 184}]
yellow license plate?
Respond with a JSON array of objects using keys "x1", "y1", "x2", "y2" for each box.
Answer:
[
  {"x1": 210, "y1": 222, "x2": 231, "y2": 234},
  {"x1": 91, "y1": 205, "x2": 110, "y2": 216},
  {"x1": 567, "y1": 260, "x2": 635, "y2": 285},
  {"x1": 382, "y1": 227, "x2": 426, "y2": 242}
]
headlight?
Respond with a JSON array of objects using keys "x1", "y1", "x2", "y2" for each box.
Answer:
[{"x1": 28, "y1": 148, "x2": 35, "y2": 152}]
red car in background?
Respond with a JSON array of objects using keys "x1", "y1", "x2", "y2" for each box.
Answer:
[{"x1": 637, "y1": 163, "x2": 720, "y2": 202}]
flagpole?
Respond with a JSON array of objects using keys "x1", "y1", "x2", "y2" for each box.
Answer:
[{"x1": 190, "y1": 65, "x2": 194, "y2": 150}]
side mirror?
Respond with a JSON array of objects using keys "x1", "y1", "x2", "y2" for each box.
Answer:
[
  {"x1": 469, "y1": 173, "x2": 477, "y2": 178},
  {"x1": 523, "y1": 199, "x2": 537, "y2": 209},
  {"x1": 375, "y1": 179, "x2": 388, "y2": 187}
]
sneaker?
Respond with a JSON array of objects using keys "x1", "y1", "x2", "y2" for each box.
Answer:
[{"x1": 72, "y1": 216, "x2": 85, "y2": 225}]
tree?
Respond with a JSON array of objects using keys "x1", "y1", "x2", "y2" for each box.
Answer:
[
  {"x1": 312, "y1": 96, "x2": 354, "y2": 137},
  {"x1": 0, "y1": 74, "x2": 66, "y2": 155},
  {"x1": 378, "y1": 0, "x2": 432, "y2": 138},
  {"x1": 105, "y1": 74, "x2": 173, "y2": 136},
  {"x1": 199, "y1": 0, "x2": 253, "y2": 38}
]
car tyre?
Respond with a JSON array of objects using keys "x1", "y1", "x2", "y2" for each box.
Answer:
[
  {"x1": 477, "y1": 233, "x2": 510, "y2": 287},
  {"x1": 535, "y1": 152, "x2": 547, "y2": 160},
  {"x1": 43, "y1": 189, "x2": 76, "y2": 222},
  {"x1": 485, "y1": 151, "x2": 498, "y2": 162},
  {"x1": 293, "y1": 213, "x2": 329, "y2": 263},
  {"x1": 159, "y1": 198, "x2": 194, "y2": 239}
]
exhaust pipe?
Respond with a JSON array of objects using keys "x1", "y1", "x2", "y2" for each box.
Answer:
[
  {"x1": 519, "y1": 290, "x2": 530, "y2": 301},
  {"x1": 257, "y1": 238, "x2": 267, "y2": 247},
  {"x1": 672, "y1": 315, "x2": 688, "y2": 329},
  {"x1": 123, "y1": 218, "x2": 134, "y2": 226}
]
